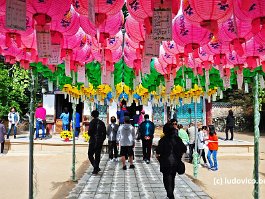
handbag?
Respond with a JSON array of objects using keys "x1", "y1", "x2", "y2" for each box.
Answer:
[{"x1": 176, "y1": 160, "x2": 185, "y2": 175}]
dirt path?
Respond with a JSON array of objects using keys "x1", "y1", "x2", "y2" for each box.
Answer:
[
  {"x1": 185, "y1": 132, "x2": 265, "y2": 199},
  {"x1": 0, "y1": 152, "x2": 89, "y2": 199}
]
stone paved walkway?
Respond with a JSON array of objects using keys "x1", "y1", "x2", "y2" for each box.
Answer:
[{"x1": 68, "y1": 154, "x2": 211, "y2": 199}]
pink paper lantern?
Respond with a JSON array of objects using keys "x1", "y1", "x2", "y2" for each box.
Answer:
[
  {"x1": 202, "y1": 39, "x2": 231, "y2": 65},
  {"x1": 126, "y1": 0, "x2": 180, "y2": 34},
  {"x1": 72, "y1": 0, "x2": 124, "y2": 27},
  {"x1": 21, "y1": 33, "x2": 38, "y2": 61},
  {"x1": 196, "y1": 47, "x2": 213, "y2": 70},
  {"x1": 226, "y1": 50, "x2": 246, "y2": 72},
  {"x1": 172, "y1": 15, "x2": 211, "y2": 55},
  {"x1": 183, "y1": 0, "x2": 233, "y2": 35},
  {"x1": 91, "y1": 31, "x2": 123, "y2": 51},
  {"x1": 219, "y1": 16, "x2": 253, "y2": 56},
  {"x1": 28, "y1": 0, "x2": 71, "y2": 25},
  {"x1": 2, "y1": 45, "x2": 22, "y2": 64},
  {"x1": 244, "y1": 38, "x2": 265, "y2": 69},
  {"x1": 50, "y1": 5, "x2": 80, "y2": 36},
  {"x1": 154, "y1": 57, "x2": 167, "y2": 75},
  {"x1": 0, "y1": 0, "x2": 5, "y2": 15},
  {"x1": 125, "y1": 15, "x2": 145, "y2": 43},
  {"x1": 80, "y1": 11, "x2": 123, "y2": 37},
  {"x1": 63, "y1": 28, "x2": 88, "y2": 51},
  {"x1": 234, "y1": 0, "x2": 265, "y2": 35},
  {"x1": 72, "y1": 44, "x2": 91, "y2": 64},
  {"x1": 0, "y1": 14, "x2": 34, "y2": 47}
]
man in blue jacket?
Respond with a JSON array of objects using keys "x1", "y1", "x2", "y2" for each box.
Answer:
[{"x1": 139, "y1": 114, "x2": 155, "y2": 164}]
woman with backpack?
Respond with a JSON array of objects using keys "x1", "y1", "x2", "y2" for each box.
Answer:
[{"x1": 156, "y1": 123, "x2": 187, "y2": 199}]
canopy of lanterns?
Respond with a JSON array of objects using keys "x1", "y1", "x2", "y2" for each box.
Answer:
[{"x1": 1, "y1": 0, "x2": 265, "y2": 105}]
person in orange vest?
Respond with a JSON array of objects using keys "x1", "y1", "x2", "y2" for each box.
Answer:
[{"x1": 207, "y1": 125, "x2": 218, "y2": 171}]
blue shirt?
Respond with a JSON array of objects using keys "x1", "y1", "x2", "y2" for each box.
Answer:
[
  {"x1": 60, "y1": 112, "x2": 69, "y2": 125},
  {"x1": 117, "y1": 110, "x2": 128, "y2": 123}
]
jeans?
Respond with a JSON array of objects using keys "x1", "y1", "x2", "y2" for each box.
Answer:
[
  {"x1": 198, "y1": 149, "x2": 207, "y2": 164},
  {"x1": 225, "y1": 126, "x2": 234, "y2": 140},
  {"x1": 36, "y1": 120, "x2": 45, "y2": 138},
  {"x1": 207, "y1": 150, "x2": 218, "y2": 169},
  {"x1": 7, "y1": 124, "x2": 17, "y2": 138},
  {"x1": 75, "y1": 127, "x2": 80, "y2": 137},
  {"x1": 88, "y1": 141, "x2": 103, "y2": 171},
  {"x1": 108, "y1": 140, "x2": 118, "y2": 159},
  {"x1": 1, "y1": 141, "x2": 4, "y2": 153},
  {"x1": 189, "y1": 143, "x2": 195, "y2": 162},
  {"x1": 142, "y1": 139, "x2": 153, "y2": 161},
  {"x1": 62, "y1": 124, "x2": 69, "y2": 131},
  {"x1": 162, "y1": 172, "x2": 176, "y2": 199}
]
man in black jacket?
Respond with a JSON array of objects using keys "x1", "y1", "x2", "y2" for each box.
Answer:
[
  {"x1": 139, "y1": 114, "x2": 155, "y2": 164},
  {"x1": 88, "y1": 110, "x2": 106, "y2": 174},
  {"x1": 156, "y1": 123, "x2": 187, "y2": 199},
  {"x1": 225, "y1": 110, "x2": 235, "y2": 141}
]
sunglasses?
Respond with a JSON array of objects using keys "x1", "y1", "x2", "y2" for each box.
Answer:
[{"x1": 172, "y1": 122, "x2": 177, "y2": 125}]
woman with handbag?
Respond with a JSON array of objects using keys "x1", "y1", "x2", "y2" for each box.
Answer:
[{"x1": 156, "y1": 123, "x2": 187, "y2": 199}]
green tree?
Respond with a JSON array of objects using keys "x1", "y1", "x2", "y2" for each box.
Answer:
[{"x1": 0, "y1": 62, "x2": 30, "y2": 118}]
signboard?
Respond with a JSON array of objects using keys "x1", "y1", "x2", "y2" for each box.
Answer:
[
  {"x1": 6, "y1": 0, "x2": 26, "y2": 30},
  {"x1": 43, "y1": 94, "x2": 55, "y2": 123},
  {"x1": 35, "y1": 24, "x2": 51, "y2": 58}
]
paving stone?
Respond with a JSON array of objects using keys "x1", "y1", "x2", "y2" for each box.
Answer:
[{"x1": 68, "y1": 153, "x2": 210, "y2": 199}]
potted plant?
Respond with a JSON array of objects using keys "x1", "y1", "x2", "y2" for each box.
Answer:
[{"x1": 60, "y1": 131, "x2": 73, "y2": 142}]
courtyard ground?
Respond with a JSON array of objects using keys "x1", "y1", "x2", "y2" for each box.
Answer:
[{"x1": 0, "y1": 131, "x2": 264, "y2": 199}]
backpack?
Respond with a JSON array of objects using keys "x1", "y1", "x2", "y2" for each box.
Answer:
[{"x1": 94, "y1": 119, "x2": 106, "y2": 142}]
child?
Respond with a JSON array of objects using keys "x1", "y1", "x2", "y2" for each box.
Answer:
[
  {"x1": 197, "y1": 126, "x2": 208, "y2": 167},
  {"x1": 207, "y1": 125, "x2": 218, "y2": 171}
]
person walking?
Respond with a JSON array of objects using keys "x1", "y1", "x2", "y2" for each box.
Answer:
[
  {"x1": 170, "y1": 118, "x2": 178, "y2": 136},
  {"x1": 117, "y1": 116, "x2": 135, "y2": 170},
  {"x1": 88, "y1": 110, "x2": 106, "y2": 174},
  {"x1": 35, "y1": 103, "x2": 46, "y2": 140},
  {"x1": 187, "y1": 123, "x2": 196, "y2": 163},
  {"x1": 72, "y1": 112, "x2": 81, "y2": 138},
  {"x1": 116, "y1": 104, "x2": 128, "y2": 125},
  {"x1": 156, "y1": 123, "x2": 187, "y2": 199},
  {"x1": 106, "y1": 116, "x2": 119, "y2": 161},
  {"x1": 60, "y1": 107, "x2": 70, "y2": 131},
  {"x1": 139, "y1": 114, "x2": 155, "y2": 164},
  {"x1": 225, "y1": 110, "x2": 235, "y2": 141},
  {"x1": 197, "y1": 126, "x2": 208, "y2": 167},
  {"x1": 0, "y1": 118, "x2": 6, "y2": 155},
  {"x1": 7, "y1": 107, "x2": 20, "y2": 139},
  {"x1": 207, "y1": 125, "x2": 219, "y2": 171},
  {"x1": 178, "y1": 124, "x2": 189, "y2": 145}
]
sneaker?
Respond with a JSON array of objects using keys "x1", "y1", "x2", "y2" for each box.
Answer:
[
  {"x1": 129, "y1": 164, "x2": 135, "y2": 169},
  {"x1": 92, "y1": 170, "x2": 99, "y2": 175},
  {"x1": 114, "y1": 158, "x2": 119, "y2": 162},
  {"x1": 202, "y1": 163, "x2": 208, "y2": 167},
  {"x1": 211, "y1": 167, "x2": 218, "y2": 171},
  {"x1": 109, "y1": 159, "x2": 114, "y2": 162},
  {"x1": 146, "y1": 160, "x2": 150, "y2": 164},
  {"x1": 122, "y1": 165, "x2": 127, "y2": 170},
  {"x1": 14, "y1": 135, "x2": 16, "y2": 139}
]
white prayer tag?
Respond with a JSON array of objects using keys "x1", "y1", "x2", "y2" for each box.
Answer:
[
  {"x1": 152, "y1": 6, "x2": 172, "y2": 41},
  {"x1": 186, "y1": 78, "x2": 192, "y2": 90},
  {"x1": 88, "y1": 0, "x2": 95, "y2": 24},
  {"x1": 102, "y1": 71, "x2": 111, "y2": 85},
  {"x1": 144, "y1": 34, "x2": 160, "y2": 57},
  {"x1": 245, "y1": 82, "x2": 249, "y2": 93},
  {"x1": 77, "y1": 65, "x2": 86, "y2": 83},
  {"x1": 142, "y1": 57, "x2": 151, "y2": 75},
  {"x1": 35, "y1": 24, "x2": 51, "y2": 58},
  {"x1": 6, "y1": 0, "x2": 26, "y2": 30},
  {"x1": 48, "y1": 44, "x2": 61, "y2": 65},
  {"x1": 65, "y1": 55, "x2": 71, "y2": 77},
  {"x1": 237, "y1": 73, "x2": 243, "y2": 90},
  {"x1": 223, "y1": 76, "x2": 230, "y2": 89},
  {"x1": 85, "y1": 77, "x2": 89, "y2": 87},
  {"x1": 48, "y1": 80, "x2": 53, "y2": 92}
]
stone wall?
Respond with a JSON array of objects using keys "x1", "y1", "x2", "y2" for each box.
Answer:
[{"x1": 211, "y1": 103, "x2": 252, "y2": 132}]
